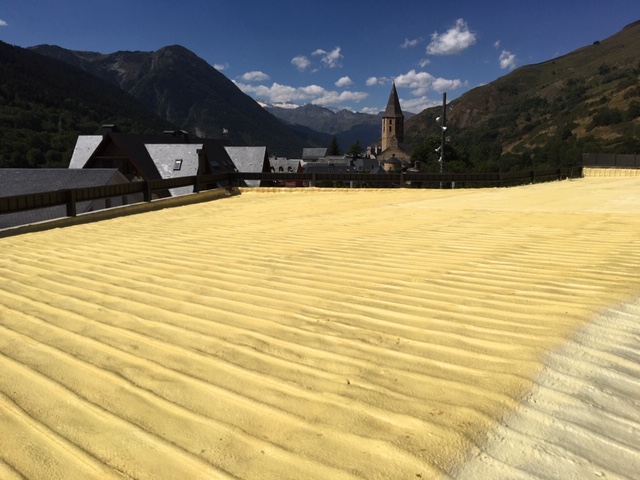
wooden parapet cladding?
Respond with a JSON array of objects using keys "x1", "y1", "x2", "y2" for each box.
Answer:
[{"x1": 0, "y1": 166, "x2": 581, "y2": 234}]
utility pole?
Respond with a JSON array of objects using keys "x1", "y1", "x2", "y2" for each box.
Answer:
[{"x1": 437, "y1": 92, "x2": 447, "y2": 188}]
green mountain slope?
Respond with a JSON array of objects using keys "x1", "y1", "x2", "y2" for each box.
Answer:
[
  {"x1": 406, "y1": 20, "x2": 640, "y2": 171},
  {"x1": 0, "y1": 41, "x2": 174, "y2": 168}
]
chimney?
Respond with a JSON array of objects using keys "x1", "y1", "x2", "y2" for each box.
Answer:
[
  {"x1": 197, "y1": 148, "x2": 207, "y2": 175},
  {"x1": 162, "y1": 130, "x2": 190, "y2": 143},
  {"x1": 101, "y1": 124, "x2": 119, "y2": 135}
]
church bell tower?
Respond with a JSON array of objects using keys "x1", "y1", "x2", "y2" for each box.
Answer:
[{"x1": 381, "y1": 82, "x2": 404, "y2": 152}]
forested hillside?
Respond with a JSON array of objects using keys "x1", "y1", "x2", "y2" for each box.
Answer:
[{"x1": 0, "y1": 41, "x2": 173, "y2": 168}]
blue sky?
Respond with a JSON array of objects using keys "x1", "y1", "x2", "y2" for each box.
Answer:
[{"x1": 2, "y1": 1, "x2": 640, "y2": 114}]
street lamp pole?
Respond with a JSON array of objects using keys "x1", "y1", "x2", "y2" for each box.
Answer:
[{"x1": 439, "y1": 91, "x2": 447, "y2": 188}]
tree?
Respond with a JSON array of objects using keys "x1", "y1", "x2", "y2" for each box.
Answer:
[
  {"x1": 411, "y1": 135, "x2": 441, "y2": 172},
  {"x1": 26, "y1": 148, "x2": 45, "y2": 167},
  {"x1": 346, "y1": 140, "x2": 362, "y2": 158},
  {"x1": 411, "y1": 135, "x2": 473, "y2": 173},
  {"x1": 590, "y1": 107, "x2": 623, "y2": 128},
  {"x1": 328, "y1": 135, "x2": 341, "y2": 155},
  {"x1": 626, "y1": 101, "x2": 640, "y2": 121}
]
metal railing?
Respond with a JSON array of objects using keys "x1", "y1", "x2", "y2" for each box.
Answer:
[
  {"x1": 1, "y1": 166, "x2": 581, "y2": 219},
  {"x1": 0, "y1": 172, "x2": 233, "y2": 217},
  {"x1": 237, "y1": 165, "x2": 580, "y2": 187},
  {"x1": 582, "y1": 153, "x2": 640, "y2": 168}
]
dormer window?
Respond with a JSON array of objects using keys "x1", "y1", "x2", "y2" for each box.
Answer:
[{"x1": 173, "y1": 159, "x2": 183, "y2": 171}]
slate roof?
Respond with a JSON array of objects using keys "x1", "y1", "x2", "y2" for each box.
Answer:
[
  {"x1": 146, "y1": 144, "x2": 203, "y2": 195},
  {"x1": 224, "y1": 146, "x2": 268, "y2": 187},
  {"x1": 304, "y1": 163, "x2": 353, "y2": 174},
  {"x1": 270, "y1": 158, "x2": 302, "y2": 173},
  {"x1": 97, "y1": 132, "x2": 197, "y2": 180},
  {"x1": 200, "y1": 139, "x2": 237, "y2": 172},
  {"x1": 352, "y1": 158, "x2": 384, "y2": 173},
  {"x1": 68, "y1": 131, "x2": 237, "y2": 193},
  {"x1": 302, "y1": 148, "x2": 328, "y2": 161},
  {"x1": 0, "y1": 168, "x2": 130, "y2": 229},
  {"x1": 68, "y1": 135, "x2": 103, "y2": 169}
]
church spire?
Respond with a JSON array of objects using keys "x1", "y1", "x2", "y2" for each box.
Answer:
[
  {"x1": 381, "y1": 83, "x2": 404, "y2": 152},
  {"x1": 383, "y1": 82, "x2": 403, "y2": 119}
]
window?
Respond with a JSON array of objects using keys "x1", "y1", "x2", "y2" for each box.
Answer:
[{"x1": 173, "y1": 159, "x2": 183, "y2": 171}]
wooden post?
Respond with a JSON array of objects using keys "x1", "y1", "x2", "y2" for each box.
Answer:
[
  {"x1": 66, "y1": 189, "x2": 77, "y2": 217},
  {"x1": 143, "y1": 182, "x2": 152, "y2": 202}
]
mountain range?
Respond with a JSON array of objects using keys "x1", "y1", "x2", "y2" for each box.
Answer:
[
  {"x1": 29, "y1": 44, "x2": 313, "y2": 158},
  {"x1": 1, "y1": 20, "x2": 639, "y2": 171},
  {"x1": 264, "y1": 104, "x2": 416, "y2": 153},
  {"x1": 30, "y1": 43, "x2": 392, "y2": 155}
]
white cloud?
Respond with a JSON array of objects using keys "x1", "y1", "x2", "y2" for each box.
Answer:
[
  {"x1": 360, "y1": 89, "x2": 441, "y2": 113},
  {"x1": 366, "y1": 77, "x2": 379, "y2": 86},
  {"x1": 240, "y1": 71, "x2": 270, "y2": 82},
  {"x1": 394, "y1": 70, "x2": 435, "y2": 92},
  {"x1": 366, "y1": 76, "x2": 392, "y2": 87},
  {"x1": 0, "y1": 19, "x2": 7, "y2": 27},
  {"x1": 312, "y1": 46, "x2": 343, "y2": 68},
  {"x1": 427, "y1": 18, "x2": 477, "y2": 55},
  {"x1": 360, "y1": 106, "x2": 382, "y2": 114},
  {"x1": 234, "y1": 81, "x2": 367, "y2": 107},
  {"x1": 499, "y1": 50, "x2": 517, "y2": 70},
  {"x1": 335, "y1": 76, "x2": 353, "y2": 87},
  {"x1": 213, "y1": 63, "x2": 229, "y2": 71},
  {"x1": 401, "y1": 37, "x2": 422, "y2": 48},
  {"x1": 313, "y1": 90, "x2": 368, "y2": 106},
  {"x1": 235, "y1": 82, "x2": 307, "y2": 103},
  {"x1": 400, "y1": 96, "x2": 441, "y2": 114},
  {"x1": 431, "y1": 77, "x2": 464, "y2": 93},
  {"x1": 393, "y1": 69, "x2": 464, "y2": 97},
  {"x1": 291, "y1": 55, "x2": 310, "y2": 71},
  {"x1": 269, "y1": 102, "x2": 299, "y2": 109},
  {"x1": 418, "y1": 58, "x2": 431, "y2": 68},
  {"x1": 494, "y1": 40, "x2": 501, "y2": 49}
]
